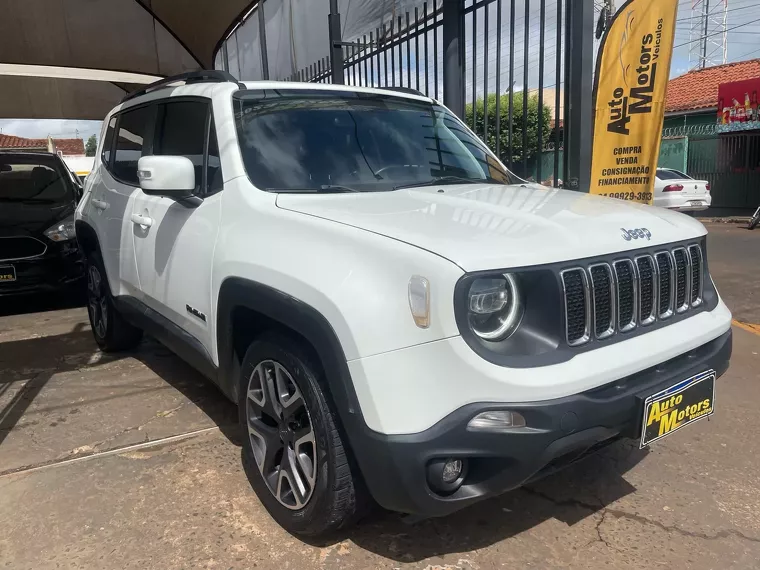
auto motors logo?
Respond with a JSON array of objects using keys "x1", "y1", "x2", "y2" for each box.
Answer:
[{"x1": 621, "y1": 227, "x2": 652, "y2": 241}]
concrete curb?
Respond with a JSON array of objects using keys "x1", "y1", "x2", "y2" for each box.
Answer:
[{"x1": 697, "y1": 217, "x2": 751, "y2": 224}]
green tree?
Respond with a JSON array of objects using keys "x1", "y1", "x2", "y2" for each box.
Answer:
[
  {"x1": 465, "y1": 92, "x2": 553, "y2": 178},
  {"x1": 85, "y1": 134, "x2": 97, "y2": 157}
]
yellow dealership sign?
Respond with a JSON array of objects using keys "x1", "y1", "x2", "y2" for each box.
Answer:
[{"x1": 589, "y1": 0, "x2": 679, "y2": 205}]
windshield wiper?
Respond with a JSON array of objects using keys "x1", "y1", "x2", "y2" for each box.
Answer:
[
  {"x1": 267, "y1": 185, "x2": 361, "y2": 194},
  {"x1": 393, "y1": 176, "x2": 484, "y2": 191}
]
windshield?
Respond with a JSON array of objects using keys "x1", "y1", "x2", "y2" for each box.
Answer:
[
  {"x1": 234, "y1": 90, "x2": 519, "y2": 192},
  {"x1": 0, "y1": 156, "x2": 73, "y2": 203}
]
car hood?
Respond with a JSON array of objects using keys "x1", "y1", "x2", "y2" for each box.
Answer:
[
  {"x1": 276, "y1": 183, "x2": 707, "y2": 272},
  {"x1": 0, "y1": 201, "x2": 73, "y2": 237}
]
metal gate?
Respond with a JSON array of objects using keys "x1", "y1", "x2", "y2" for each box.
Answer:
[
  {"x1": 281, "y1": 0, "x2": 593, "y2": 189},
  {"x1": 687, "y1": 133, "x2": 760, "y2": 209}
]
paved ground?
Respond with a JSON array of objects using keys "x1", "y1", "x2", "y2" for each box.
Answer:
[{"x1": 1, "y1": 222, "x2": 759, "y2": 570}]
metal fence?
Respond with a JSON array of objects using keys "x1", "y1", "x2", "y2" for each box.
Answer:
[
  {"x1": 284, "y1": 3, "x2": 443, "y2": 93},
  {"x1": 281, "y1": 0, "x2": 592, "y2": 189},
  {"x1": 462, "y1": 0, "x2": 565, "y2": 184},
  {"x1": 687, "y1": 133, "x2": 760, "y2": 209}
]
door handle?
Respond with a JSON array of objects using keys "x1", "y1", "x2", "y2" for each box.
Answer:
[
  {"x1": 131, "y1": 213, "x2": 154, "y2": 228},
  {"x1": 92, "y1": 199, "x2": 108, "y2": 211}
]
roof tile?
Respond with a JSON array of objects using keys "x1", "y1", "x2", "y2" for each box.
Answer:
[
  {"x1": 0, "y1": 134, "x2": 47, "y2": 149},
  {"x1": 0, "y1": 134, "x2": 85, "y2": 155},
  {"x1": 665, "y1": 59, "x2": 760, "y2": 113},
  {"x1": 52, "y1": 138, "x2": 85, "y2": 156}
]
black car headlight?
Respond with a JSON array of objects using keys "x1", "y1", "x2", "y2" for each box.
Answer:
[
  {"x1": 467, "y1": 273, "x2": 523, "y2": 341},
  {"x1": 454, "y1": 268, "x2": 564, "y2": 364}
]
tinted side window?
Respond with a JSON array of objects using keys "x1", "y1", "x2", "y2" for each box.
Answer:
[
  {"x1": 154, "y1": 100, "x2": 212, "y2": 194},
  {"x1": 0, "y1": 157, "x2": 72, "y2": 203},
  {"x1": 101, "y1": 117, "x2": 116, "y2": 165},
  {"x1": 207, "y1": 117, "x2": 222, "y2": 194},
  {"x1": 113, "y1": 106, "x2": 153, "y2": 184}
]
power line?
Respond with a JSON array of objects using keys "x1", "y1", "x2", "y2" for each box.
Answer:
[
  {"x1": 675, "y1": 1, "x2": 760, "y2": 23},
  {"x1": 731, "y1": 45, "x2": 760, "y2": 60},
  {"x1": 673, "y1": 17, "x2": 760, "y2": 49}
]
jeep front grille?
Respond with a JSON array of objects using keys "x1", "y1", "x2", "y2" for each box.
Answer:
[
  {"x1": 613, "y1": 259, "x2": 637, "y2": 332},
  {"x1": 688, "y1": 244, "x2": 703, "y2": 306},
  {"x1": 635, "y1": 255, "x2": 656, "y2": 325},
  {"x1": 655, "y1": 252, "x2": 674, "y2": 319},
  {"x1": 560, "y1": 269, "x2": 590, "y2": 346},
  {"x1": 561, "y1": 243, "x2": 704, "y2": 346},
  {"x1": 673, "y1": 248, "x2": 690, "y2": 313},
  {"x1": 588, "y1": 264, "x2": 614, "y2": 339}
]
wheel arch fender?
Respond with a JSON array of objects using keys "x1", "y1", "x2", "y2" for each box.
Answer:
[
  {"x1": 74, "y1": 220, "x2": 101, "y2": 258},
  {"x1": 216, "y1": 277, "x2": 364, "y2": 426},
  {"x1": 74, "y1": 220, "x2": 112, "y2": 295}
]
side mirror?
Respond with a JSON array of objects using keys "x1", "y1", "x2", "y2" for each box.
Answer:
[{"x1": 137, "y1": 155, "x2": 195, "y2": 199}]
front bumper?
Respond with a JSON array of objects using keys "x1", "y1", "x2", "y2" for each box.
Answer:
[
  {"x1": 350, "y1": 328, "x2": 732, "y2": 517},
  {"x1": 0, "y1": 241, "x2": 84, "y2": 296}
]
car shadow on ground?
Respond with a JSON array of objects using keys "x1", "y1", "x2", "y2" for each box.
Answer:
[
  {"x1": 0, "y1": 286, "x2": 86, "y2": 318},
  {"x1": 0, "y1": 292, "x2": 240, "y2": 458},
  {"x1": 131, "y1": 338, "x2": 241, "y2": 444},
  {"x1": 329, "y1": 441, "x2": 647, "y2": 562},
  {"x1": 0, "y1": 322, "x2": 92, "y2": 448},
  {"x1": 1, "y1": 293, "x2": 645, "y2": 560}
]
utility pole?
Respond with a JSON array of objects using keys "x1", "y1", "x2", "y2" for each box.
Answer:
[
  {"x1": 442, "y1": 0, "x2": 465, "y2": 118},
  {"x1": 689, "y1": 0, "x2": 728, "y2": 70},
  {"x1": 593, "y1": 0, "x2": 616, "y2": 39},
  {"x1": 328, "y1": 0, "x2": 345, "y2": 84},
  {"x1": 564, "y1": 0, "x2": 595, "y2": 192},
  {"x1": 702, "y1": 0, "x2": 710, "y2": 66},
  {"x1": 258, "y1": 1, "x2": 269, "y2": 79}
]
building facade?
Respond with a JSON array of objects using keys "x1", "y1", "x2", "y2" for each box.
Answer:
[{"x1": 659, "y1": 59, "x2": 760, "y2": 211}]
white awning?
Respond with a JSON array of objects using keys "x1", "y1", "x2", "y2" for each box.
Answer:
[{"x1": 1, "y1": 0, "x2": 254, "y2": 119}]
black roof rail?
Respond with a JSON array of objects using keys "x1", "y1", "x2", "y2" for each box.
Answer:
[
  {"x1": 121, "y1": 70, "x2": 245, "y2": 103},
  {"x1": 378, "y1": 86, "x2": 427, "y2": 98}
]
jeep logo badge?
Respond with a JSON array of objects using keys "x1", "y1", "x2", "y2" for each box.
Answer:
[{"x1": 621, "y1": 227, "x2": 652, "y2": 241}]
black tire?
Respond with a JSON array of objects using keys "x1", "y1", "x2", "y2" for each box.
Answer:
[
  {"x1": 239, "y1": 333, "x2": 361, "y2": 536},
  {"x1": 85, "y1": 252, "x2": 143, "y2": 352},
  {"x1": 749, "y1": 214, "x2": 760, "y2": 230}
]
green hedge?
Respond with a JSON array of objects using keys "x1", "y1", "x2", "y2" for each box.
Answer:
[{"x1": 465, "y1": 92, "x2": 553, "y2": 175}]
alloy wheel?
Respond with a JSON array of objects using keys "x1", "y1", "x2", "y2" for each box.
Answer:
[
  {"x1": 246, "y1": 360, "x2": 317, "y2": 510},
  {"x1": 87, "y1": 264, "x2": 108, "y2": 339}
]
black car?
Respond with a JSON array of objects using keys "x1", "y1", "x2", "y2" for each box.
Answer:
[{"x1": 0, "y1": 151, "x2": 84, "y2": 295}]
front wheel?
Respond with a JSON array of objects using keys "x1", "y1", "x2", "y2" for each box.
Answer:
[
  {"x1": 239, "y1": 334, "x2": 362, "y2": 536},
  {"x1": 85, "y1": 253, "x2": 142, "y2": 352}
]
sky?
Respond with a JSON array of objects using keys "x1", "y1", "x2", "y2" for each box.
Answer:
[
  {"x1": 0, "y1": 0, "x2": 758, "y2": 141},
  {"x1": 669, "y1": 0, "x2": 760, "y2": 77},
  {"x1": 0, "y1": 118, "x2": 101, "y2": 143}
]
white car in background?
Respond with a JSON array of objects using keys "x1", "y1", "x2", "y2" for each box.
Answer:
[{"x1": 654, "y1": 168, "x2": 711, "y2": 212}]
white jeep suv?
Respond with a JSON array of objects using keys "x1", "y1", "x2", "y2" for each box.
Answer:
[{"x1": 76, "y1": 71, "x2": 733, "y2": 536}]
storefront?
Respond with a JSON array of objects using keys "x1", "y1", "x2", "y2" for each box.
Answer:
[{"x1": 687, "y1": 77, "x2": 760, "y2": 210}]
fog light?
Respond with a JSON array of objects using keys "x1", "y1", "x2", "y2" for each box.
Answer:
[
  {"x1": 467, "y1": 410, "x2": 526, "y2": 432},
  {"x1": 426, "y1": 457, "x2": 468, "y2": 495},
  {"x1": 441, "y1": 459, "x2": 463, "y2": 483}
]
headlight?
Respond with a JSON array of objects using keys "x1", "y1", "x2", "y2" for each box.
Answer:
[
  {"x1": 467, "y1": 273, "x2": 523, "y2": 340},
  {"x1": 44, "y1": 216, "x2": 76, "y2": 242}
]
